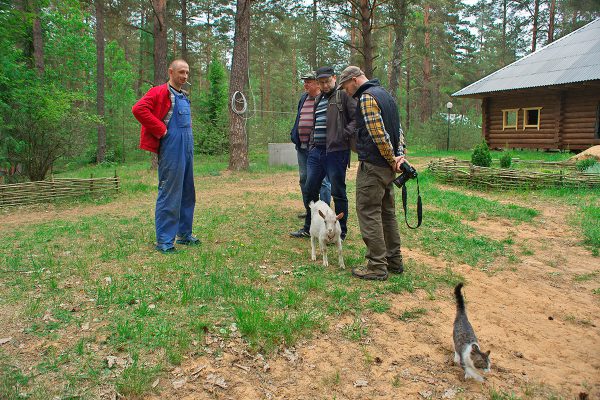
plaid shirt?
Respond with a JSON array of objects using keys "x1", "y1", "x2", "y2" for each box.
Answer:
[{"x1": 359, "y1": 93, "x2": 397, "y2": 168}]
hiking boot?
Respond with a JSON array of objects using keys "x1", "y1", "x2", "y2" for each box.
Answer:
[
  {"x1": 290, "y1": 228, "x2": 310, "y2": 238},
  {"x1": 176, "y1": 236, "x2": 201, "y2": 245},
  {"x1": 388, "y1": 266, "x2": 404, "y2": 274},
  {"x1": 297, "y1": 212, "x2": 307, "y2": 219},
  {"x1": 351, "y1": 266, "x2": 388, "y2": 281}
]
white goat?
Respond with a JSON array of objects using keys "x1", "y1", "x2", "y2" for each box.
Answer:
[{"x1": 308, "y1": 200, "x2": 345, "y2": 268}]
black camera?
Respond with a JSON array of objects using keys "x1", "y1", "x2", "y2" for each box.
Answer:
[{"x1": 393, "y1": 161, "x2": 418, "y2": 188}]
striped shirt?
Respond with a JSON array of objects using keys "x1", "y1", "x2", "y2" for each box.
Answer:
[
  {"x1": 312, "y1": 95, "x2": 329, "y2": 147},
  {"x1": 360, "y1": 93, "x2": 397, "y2": 168},
  {"x1": 298, "y1": 96, "x2": 316, "y2": 146}
]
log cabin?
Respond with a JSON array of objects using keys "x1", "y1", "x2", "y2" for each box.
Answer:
[{"x1": 453, "y1": 18, "x2": 600, "y2": 151}]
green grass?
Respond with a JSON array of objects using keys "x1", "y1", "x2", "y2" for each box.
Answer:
[{"x1": 1, "y1": 148, "x2": 593, "y2": 398}]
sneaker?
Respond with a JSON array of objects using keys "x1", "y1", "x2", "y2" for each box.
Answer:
[
  {"x1": 297, "y1": 212, "x2": 307, "y2": 219},
  {"x1": 176, "y1": 236, "x2": 201, "y2": 245},
  {"x1": 290, "y1": 228, "x2": 310, "y2": 238},
  {"x1": 156, "y1": 246, "x2": 177, "y2": 254},
  {"x1": 351, "y1": 266, "x2": 388, "y2": 281}
]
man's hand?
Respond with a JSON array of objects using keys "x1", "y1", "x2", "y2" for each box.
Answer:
[{"x1": 393, "y1": 155, "x2": 406, "y2": 173}]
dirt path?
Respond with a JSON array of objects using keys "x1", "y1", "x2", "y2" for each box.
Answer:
[{"x1": 2, "y1": 166, "x2": 599, "y2": 400}]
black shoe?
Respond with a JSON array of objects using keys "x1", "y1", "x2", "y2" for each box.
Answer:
[
  {"x1": 388, "y1": 267, "x2": 404, "y2": 274},
  {"x1": 297, "y1": 212, "x2": 307, "y2": 219},
  {"x1": 176, "y1": 236, "x2": 201, "y2": 245},
  {"x1": 290, "y1": 228, "x2": 310, "y2": 238},
  {"x1": 156, "y1": 246, "x2": 177, "y2": 254}
]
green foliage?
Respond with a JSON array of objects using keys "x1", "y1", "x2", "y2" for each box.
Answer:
[
  {"x1": 197, "y1": 57, "x2": 229, "y2": 155},
  {"x1": 471, "y1": 140, "x2": 492, "y2": 167},
  {"x1": 406, "y1": 112, "x2": 482, "y2": 151},
  {"x1": 575, "y1": 158, "x2": 598, "y2": 172},
  {"x1": 500, "y1": 151, "x2": 512, "y2": 168}
]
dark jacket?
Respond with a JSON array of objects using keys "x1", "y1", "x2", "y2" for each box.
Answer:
[
  {"x1": 290, "y1": 92, "x2": 309, "y2": 150},
  {"x1": 353, "y1": 79, "x2": 402, "y2": 168},
  {"x1": 311, "y1": 85, "x2": 357, "y2": 153}
]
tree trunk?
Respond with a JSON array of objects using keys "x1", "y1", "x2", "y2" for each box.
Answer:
[
  {"x1": 32, "y1": 7, "x2": 44, "y2": 76},
  {"x1": 151, "y1": 0, "x2": 167, "y2": 170},
  {"x1": 95, "y1": 0, "x2": 106, "y2": 164},
  {"x1": 420, "y1": 4, "x2": 432, "y2": 123},
  {"x1": 548, "y1": 0, "x2": 556, "y2": 44},
  {"x1": 531, "y1": 0, "x2": 539, "y2": 52},
  {"x1": 389, "y1": 0, "x2": 408, "y2": 103},
  {"x1": 405, "y1": 45, "x2": 411, "y2": 132},
  {"x1": 359, "y1": 0, "x2": 373, "y2": 77},
  {"x1": 228, "y1": 0, "x2": 251, "y2": 171},
  {"x1": 136, "y1": 7, "x2": 146, "y2": 97},
  {"x1": 181, "y1": 0, "x2": 188, "y2": 59},
  {"x1": 502, "y1": 0, "x2": 507, "y2": 64},
  {"x1": 310, "y1": 0, "x2": 318, "y2": 69}
]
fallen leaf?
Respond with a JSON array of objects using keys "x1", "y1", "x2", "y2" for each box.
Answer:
[
  {"x1": 206, "y1": 373, "x2": 228, "y2": 389},
  {"x1": 152, "y1": 379, "x2": 160, "y2": 388},
  {"x1": 353, "y1": 379, "x2": 368, "y2": 387},
  {"x1": 106, "y1": 356, "x2": 118, "y2": 369},
  {"x1": 443, "y1": 388, "x2": 457, "y2": 399},
  {"x1": 419, "y1": 390, "x2": 433, "y2": 399},
  {"x1": 172, "y1": 378, "x2": 186, "y2": 389},
  {"x1": 0, "y1": 337, "x2": 12, "y2": 345}
]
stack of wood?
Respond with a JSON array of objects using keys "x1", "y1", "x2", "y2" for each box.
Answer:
[
  {"x1": 428, "y1": 158, "x2": 600, "y2": 189},
  {"x1": 0, "y1": 175, "x2": 120, "y2": 207}
]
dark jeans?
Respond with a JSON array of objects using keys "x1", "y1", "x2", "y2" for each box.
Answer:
[
  {"x1": 303, "y1": 147, "x2": 350, "y2": 238},
  {"x1": 297, "y1": 147, "x2": 331, "y2": 207}
]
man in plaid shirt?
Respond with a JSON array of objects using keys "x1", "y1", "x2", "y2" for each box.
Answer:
[{"x1": 339, "y1": 66, "x2": 408, "y2": 281}]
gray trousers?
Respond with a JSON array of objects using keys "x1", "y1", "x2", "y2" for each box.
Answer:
[{"x1": 356, "y1": 161, "x2": 403, "y2": 273}]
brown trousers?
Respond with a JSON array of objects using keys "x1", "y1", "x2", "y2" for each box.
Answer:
[{"x1": 355, "y1": 161, "x2": 403, "y2": 273}]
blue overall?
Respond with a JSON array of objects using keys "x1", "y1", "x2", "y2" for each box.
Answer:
[{"x1": 155, "y1": 89, "x2": 195, "y2": 250}]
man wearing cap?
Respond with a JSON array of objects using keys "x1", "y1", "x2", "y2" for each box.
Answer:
[
  {"x1": 338, "y1": 66, "x2": 406, "y2": 281},
  {"x1": 290, "y1": 71, "x2": 331, "y2": 219},
  {"x1": 290, "y1": 66, "x2": 357, "y2": 240}
]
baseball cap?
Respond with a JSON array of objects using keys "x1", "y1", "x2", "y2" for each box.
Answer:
[
  {"x1": 315, "y1": 66, "x2": 335, "y2": 79},
  {"x1": 300, "y1": 71, "x2": 316, "y2": 80},
  {"x1": 338, "y1": 66, "x2": 364, "y2": 86}
]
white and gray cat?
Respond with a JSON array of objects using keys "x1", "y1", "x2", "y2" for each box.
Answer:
[{"x1": 453, "y1": 283, "x2": 491, "y2": 382}]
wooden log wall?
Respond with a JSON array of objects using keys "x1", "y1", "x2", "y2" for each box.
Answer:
[
  {"x1": 0, "y1": 176, "x2": 120, "y2": 207},
  {"x1": 484, "y1": 86, "x2": 600, "y2": 150}
]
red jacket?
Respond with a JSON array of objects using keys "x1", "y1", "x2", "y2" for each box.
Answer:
[{"x1": 132, "y1": 83, "x2": 171, "y2": 153}]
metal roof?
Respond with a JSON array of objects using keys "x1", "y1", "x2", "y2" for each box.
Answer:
[{"x1": 453, "y1": 18, "x2": 600, "y2": 97}]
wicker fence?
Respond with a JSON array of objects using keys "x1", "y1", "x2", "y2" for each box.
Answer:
[
  {"x1": 0, "y1": 175, "x2": 120, "y2": 207},
  {"x1": 428, "y1": 158, "x2": 600, "y2": 189}
]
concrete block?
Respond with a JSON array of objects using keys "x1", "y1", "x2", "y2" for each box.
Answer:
[{"x1": 268, "y1": 143, "x2": 298, "y2": 167}]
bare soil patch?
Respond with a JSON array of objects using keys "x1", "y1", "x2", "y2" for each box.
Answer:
[{"x1": 2, "y1": 164, "x2": 598, "y2": 400}]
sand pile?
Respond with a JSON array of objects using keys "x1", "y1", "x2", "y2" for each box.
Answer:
[{"x1": 570, "y1": 145, "x2": 600, "y2": 161}]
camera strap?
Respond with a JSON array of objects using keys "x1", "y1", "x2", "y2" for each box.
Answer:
[{"x1": 401, "y1": 176, "x2": 422, "y2": 229}]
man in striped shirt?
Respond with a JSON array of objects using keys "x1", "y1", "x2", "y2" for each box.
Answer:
[
  {"x1": 290, "y1": 66, "x2": 357, "y2": 240},
  {"x1": 338, "y1": 66, "x2": 407, "y2": 281},
  {"x1": 290, "y1": 72, "x2": 331, "y2": 219}
]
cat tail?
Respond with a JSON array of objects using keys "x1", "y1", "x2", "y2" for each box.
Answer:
[{"x1": 454, "y1": 283, "x2": 465, "y2": 312}]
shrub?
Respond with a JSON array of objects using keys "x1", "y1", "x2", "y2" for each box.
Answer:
[
  {"x1": 471, "y1": 141, "x2": 492, "y2": 167},
  {"x1": 499, "y1": 152, "x2": 512, "y2": 168},
  {"x1": 575, "y1": 157, "x2": 598, "y2": 172}
]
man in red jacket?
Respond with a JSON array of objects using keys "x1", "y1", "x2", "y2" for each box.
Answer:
[{"x1": 132, "y1": 59, "x2": 200, "y2": 253}]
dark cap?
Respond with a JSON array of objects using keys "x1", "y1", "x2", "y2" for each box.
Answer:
[
  {"x1": 338, "y1": 66, "x2": 365, "y2": 86},
  {"x1": 300, "y1": 71, "x2": 317, "y2": 80},
  {"x1": 315, "y1": 66, "x2": 335, "y2": 79}
]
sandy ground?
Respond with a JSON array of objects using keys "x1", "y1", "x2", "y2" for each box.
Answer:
[{"x1": 2, "y1": 162, "x2": 599, "y2": 400}]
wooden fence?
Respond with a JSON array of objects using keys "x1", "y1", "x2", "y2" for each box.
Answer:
[
  {"x1": 0, "y1": 175, "x2": 120, "y2": 207},
  {"x1": 428, "y1": 158, "x2": 600, "y2": 189}
]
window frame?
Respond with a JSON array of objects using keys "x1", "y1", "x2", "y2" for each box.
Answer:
[
  {"x1": 502, "y1": 108, "x2": 519, "y2": 130},
  {"x1": 522, "y1": 107, "x2": 542, "y2": 130}
]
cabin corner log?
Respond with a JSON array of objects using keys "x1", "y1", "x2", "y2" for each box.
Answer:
[{"x1": 0, "y1": 176, "x2": 120, "y2": 207}]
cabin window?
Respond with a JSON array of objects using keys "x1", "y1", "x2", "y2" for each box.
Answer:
[
  {"x1": 502, "y1": 109, "x2": 519, "y2": 130},
  {"x1": 523, "y1": 107, "x2": 542, "y2": 130}
]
